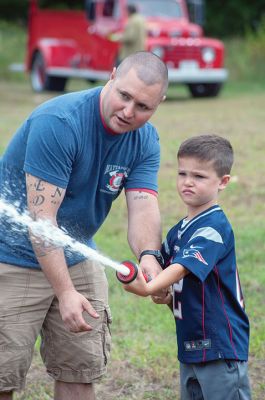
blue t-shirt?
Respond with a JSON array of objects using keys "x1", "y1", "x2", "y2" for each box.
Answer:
[
  {"x1": 162, "y1": 205, "x2": 249, "y2": 364},
  {"x1": 0, "y1": 87, "x2": 160, "y2": 268}
]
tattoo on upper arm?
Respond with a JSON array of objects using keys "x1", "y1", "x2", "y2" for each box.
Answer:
[
  {"x1": 51, "y1": 186, "x2": 63, "y2": 206},
  {"x1": 32, "y1": 195, "x2": 45, "y2": 206},
  {"x1": 133, "y1": 193, "x2": 149, "y2": 200},
  {"x1": 27, "y1": 176, "x2": 64, "y2": 208}
]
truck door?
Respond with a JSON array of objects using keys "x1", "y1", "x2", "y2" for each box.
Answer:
[{"x1": 85, "y1": 0, "x2": 122, "y2": 70}]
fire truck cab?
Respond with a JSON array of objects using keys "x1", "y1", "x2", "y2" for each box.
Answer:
[{"x1": 27, "y1": 0, "x2": 228, "y2": 97}]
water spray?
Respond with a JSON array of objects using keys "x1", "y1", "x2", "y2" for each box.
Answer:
[{"x1": 0, "y1": 198, "x2": 130, "y2": 276}]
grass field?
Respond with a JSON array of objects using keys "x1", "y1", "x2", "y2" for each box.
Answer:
[
  {"x1": 0, "y1": 20, "x2": 265, "y2": 400},
  {"x1": 0, "y1": 79, "x2": 265, "y2": 400}
]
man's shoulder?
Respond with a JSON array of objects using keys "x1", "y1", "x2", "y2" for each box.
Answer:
[
  {"x1": 30, "y1": 87, "x2": 101, "y2": 119},
  {"x1": 137, "y1": 121, "x2": 158, "y2": 135}
]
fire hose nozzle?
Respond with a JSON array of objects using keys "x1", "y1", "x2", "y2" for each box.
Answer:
[{"x1": 116, "y1": 260, "x2": 148, "y2": 284}]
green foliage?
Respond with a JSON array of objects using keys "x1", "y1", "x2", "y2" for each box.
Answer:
[
  {"x1": 0, "y1": 0, "x2": 28, "y2": 22},
  {"x1": 224, "y1": 17, "x2": 265, "y2": 81},
  {"x1": 204, "y1": 0, "x2": 265, "y2": 38},
  {"x1": 0, "y1": 21, "x2": 26, "y2": 81},
  {"x1": 0, "y1": 1, "x2": 265, "y2": 38}
]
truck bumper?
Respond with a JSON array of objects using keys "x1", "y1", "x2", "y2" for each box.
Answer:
[
  {"x1": 46, "y1": 66, "x2": 228, "y2": 84},
  {"x1": 168, "y1": 68, "x2": 228, "y2": 83}
]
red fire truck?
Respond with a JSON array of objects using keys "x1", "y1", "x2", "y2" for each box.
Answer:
[{"x1": 27, "y1": 0, "x2": 228, "y2": 97}]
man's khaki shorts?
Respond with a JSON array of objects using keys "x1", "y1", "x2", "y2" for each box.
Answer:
[{"x1": 0, "y1": 260, "x2": 112, "y2": 392}]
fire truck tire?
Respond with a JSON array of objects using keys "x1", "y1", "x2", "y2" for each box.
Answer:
[
  {"x1": 187, "y1": 83, "x2": 222, "y2": 98},
  {"x1": 31, "y1": 52, "x2": 67, "y2": 92}
]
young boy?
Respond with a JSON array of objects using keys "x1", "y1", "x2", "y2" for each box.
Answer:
[{"x1": 124, "y1": 135, "x2": 251, "y2": 400}]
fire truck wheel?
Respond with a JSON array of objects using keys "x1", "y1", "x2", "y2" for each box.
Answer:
[
  {"x1": 31, "y1": 52, "x2": 67, "y2": 93},
  {"x1": 187, "y1": 83, "x2": 222, "y2": 98}
]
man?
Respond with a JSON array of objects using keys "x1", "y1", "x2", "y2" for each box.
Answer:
[
  {"x1": 0, "y1": 52, "x2": 168, "y2": 400},
  {"x1": 115, "y1": 4, "x2": 146, "y2": 63}
]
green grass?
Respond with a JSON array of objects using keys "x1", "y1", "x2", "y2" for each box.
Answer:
[{"x1": 1, "y1": 20, "x2": 265, "y2": 400}]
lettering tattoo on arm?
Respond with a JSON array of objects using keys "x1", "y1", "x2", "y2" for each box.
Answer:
[
  {"x1": 133, "y1": 193, "x2": 149, "y2": 201},
  {"x1": 26, "y1": 175, "x2": 64, "y2": 257}
]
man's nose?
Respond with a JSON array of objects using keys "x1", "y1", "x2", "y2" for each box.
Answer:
[{"x1": 123, "y1": 102, "x2": 135, "y2": 118}]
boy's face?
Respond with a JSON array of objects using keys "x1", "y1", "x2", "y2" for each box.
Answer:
[{"x1": 177, "y1": 157, "x2": 230, "y2": 217}]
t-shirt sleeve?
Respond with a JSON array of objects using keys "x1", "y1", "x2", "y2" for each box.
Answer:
[
  {"x1": 24, "y1": 115, "x2": 78, "y2": 188},
  {"x1": 124, "y1": 126, "x2": 160, "y2": 193},
  {"x1": 172, "y1": 226, "x2": 227, "y2": 282}
]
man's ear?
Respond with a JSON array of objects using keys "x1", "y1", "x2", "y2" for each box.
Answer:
[
  {"x1": 110, "y1": 67, "x2": 117, "y2": 80},
  {"x1": 219, "y1": 174, "x2": 230, "y2": 190}
]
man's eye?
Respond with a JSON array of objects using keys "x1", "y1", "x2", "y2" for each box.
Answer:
[
  {"x1": 120, "y1": 92, "x2": 129, "y2": 100},
  {"x1": 137, "y1": 104, "x2": 148, "y2": 111}
]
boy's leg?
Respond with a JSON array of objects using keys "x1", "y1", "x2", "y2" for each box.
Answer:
[
  {"x1": 194, "y1": 359, "x2": 252, "y2": 400},
  {"x1": 179, "y1": 362, "x2": 204, "y2": 400},
  {"x1": 0, "y1": 263, "x2": 54, "y2": 394},
  {"x1": 40, "y1": 260, "x2": 112, "y2": 400}
]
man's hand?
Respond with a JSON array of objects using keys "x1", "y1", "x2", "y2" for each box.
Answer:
[
  {"x1": 139, "y1": 254, "x2": 162, "y2": 281},
  {"x1": 58, "y1": 289, "x2": 99, "y2": 333}
]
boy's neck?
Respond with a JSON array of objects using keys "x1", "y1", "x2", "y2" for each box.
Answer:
[{"x1": 186, "y1": 201, "x2": 219, "y2": 220}]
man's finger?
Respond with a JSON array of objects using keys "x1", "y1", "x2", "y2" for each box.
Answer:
[{"x1": 82, "y1": 300, "x2": 100, "y2": 319}]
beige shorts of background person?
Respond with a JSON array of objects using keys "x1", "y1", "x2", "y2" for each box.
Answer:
[{"x1": 0, "y1": 260, "x2": 112, "y2": 392}]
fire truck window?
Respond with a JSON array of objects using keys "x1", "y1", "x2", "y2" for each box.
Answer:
[
  {"x1": 102, "y1": 0, "x2": 115, "y2": 17},
  {"x1": 85, "y1": 0, "x2": 96, "y2": 20},
  {"x1": 127, "y1": 0, "x2": 183, "y2": 18}
]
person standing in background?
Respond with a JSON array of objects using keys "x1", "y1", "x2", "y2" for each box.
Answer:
[{"x1": 116, "y1": 4, "x2": 146, "y2": 63}]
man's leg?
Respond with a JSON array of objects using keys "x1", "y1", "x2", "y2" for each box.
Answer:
[
  {"x1": 41, "y1": 261, "x2": 111, "y2": 400},
  {"x1": 54, "y1": 382, "x2": 95, "y2": 400},
  {"x1": 0, "y1": 264, "x2": 54, "y2": 396}
]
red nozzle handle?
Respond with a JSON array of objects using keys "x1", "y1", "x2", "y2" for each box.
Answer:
[
  {"x1": 116, "y1": 260, "x2": 149, "y2": 284},
  {"x1": 116, "y1": 260, "x2": 138, "y2": 284}
]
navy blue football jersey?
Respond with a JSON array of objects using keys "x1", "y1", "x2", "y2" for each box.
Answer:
[{"x1": 162, "y1": 205, "x2": 249, "y2": 364}]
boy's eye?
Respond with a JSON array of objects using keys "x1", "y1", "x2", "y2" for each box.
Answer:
[
  {"x1": 195, "y1": 174, "x2": 205, "y2": 179},
  {"x1": 178, "y1": 172, "x2": 186, "y2": 176}
]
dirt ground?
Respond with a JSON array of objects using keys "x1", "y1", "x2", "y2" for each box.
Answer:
[{"x1": 13, "y1": 350, "x2": 265, "y2": 400}]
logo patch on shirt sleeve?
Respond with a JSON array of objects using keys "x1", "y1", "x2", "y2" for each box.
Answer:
[{"x1": 182, "y1": 245, "x2": 208, "y2": 265}]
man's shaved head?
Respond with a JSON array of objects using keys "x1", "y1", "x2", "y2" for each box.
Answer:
[{"x1": 116, "y1": 51, "x2": 168, "y2": 97}]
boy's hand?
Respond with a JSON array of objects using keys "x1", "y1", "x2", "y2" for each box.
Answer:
[
  {"x1": 123, "y1": 267, "x2": 149, "y2": 297},
  {"x1": 151, "y1": 291, "x2": 172, "y2": 305}
]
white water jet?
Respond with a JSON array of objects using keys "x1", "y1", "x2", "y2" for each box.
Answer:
[{"x1": 0, "y1": 198, "x2": 129, "y2": 275}]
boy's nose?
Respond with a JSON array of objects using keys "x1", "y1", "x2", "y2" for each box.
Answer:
[{"x1": 184, "y1": 176, "x2": 193, "y2": 186}]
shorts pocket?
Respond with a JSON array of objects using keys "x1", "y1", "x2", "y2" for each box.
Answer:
[{"x1": 102, "y1": 307, "x2": 112, "y2": 365}]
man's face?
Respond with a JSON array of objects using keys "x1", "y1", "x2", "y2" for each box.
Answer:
[{"x1": 101, "y1": 68, "x2": 165, "y2": 134}]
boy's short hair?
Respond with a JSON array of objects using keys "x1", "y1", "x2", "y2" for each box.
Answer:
[{"x1": 177, "y1": 134, "x2": 234, "y2": 176}]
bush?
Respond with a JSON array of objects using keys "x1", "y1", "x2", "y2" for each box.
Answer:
[
  {"x1": 0, "y1": 21, "x2": 26, "y2": 81},
  {"x1": 225, "y1": 17, "x2": 265, "y2": 81}
]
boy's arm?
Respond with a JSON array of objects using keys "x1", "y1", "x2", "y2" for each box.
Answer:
[{"x1": 123, "y1": 263, "x2": 189, "y2": 297}]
